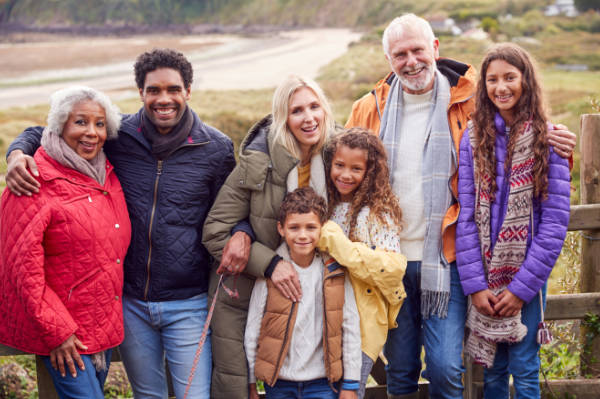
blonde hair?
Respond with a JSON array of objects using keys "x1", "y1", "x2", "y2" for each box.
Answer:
[{"x1": 270, "y1": 75, "x2": 334, "y2": 160}]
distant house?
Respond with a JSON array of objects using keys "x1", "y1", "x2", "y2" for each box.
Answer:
[
  {"x1": 555, "y1": 64, "x2": 589, "y2": 71},
  {"x1": 429, "y1": 16, "x2": 462, "y2": 36},
  {"x1": 545, "y1": 0, "x2": 579, "y2": 17},
  {"x1": 462, "y1": 28, "x2": 489, "y2": 41}
]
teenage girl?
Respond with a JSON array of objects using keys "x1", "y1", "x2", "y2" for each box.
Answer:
[
  {"x1": 318, "y1": 127, "x2": 407, "y2": 398},
  {"x1": 456, "y1": 43, "x2": 570, "y2": 398}
]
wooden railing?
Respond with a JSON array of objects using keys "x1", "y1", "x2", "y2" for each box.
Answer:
[{"x1": 1, "y1": 115, "x2": 600, "y2": 398}]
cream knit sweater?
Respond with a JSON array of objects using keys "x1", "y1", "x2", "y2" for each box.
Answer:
[{"x1": 392, "y1": 89, "x2": 434, "y2": 261}]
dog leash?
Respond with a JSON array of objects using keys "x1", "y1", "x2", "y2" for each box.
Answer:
[{"x1": 183, "y1": 273, "x2": 239, "y2": 399}]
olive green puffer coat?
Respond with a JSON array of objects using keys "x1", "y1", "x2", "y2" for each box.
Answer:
[{"x1": 202, "y1": 114, "x2": 328, "y2": 399}]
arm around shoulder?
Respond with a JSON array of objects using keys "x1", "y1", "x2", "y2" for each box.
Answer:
[
  {"x1": 318, "y1": 220, "x2": 407, "y2": 305},
  {"x1": 6, "y1": 126, "x2": 45, "y2": 196},
  {"x1": 7, "y1": 126, "x2": 44, "y2": 158}
]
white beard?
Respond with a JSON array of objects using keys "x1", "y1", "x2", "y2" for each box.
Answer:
[{"x1": 398, "y1": 63, "x2": 437, "y2": 93}]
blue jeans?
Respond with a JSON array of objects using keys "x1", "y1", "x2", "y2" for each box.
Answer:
[
  {"x1": 384, "y1": 261, "x2": 467, "y2": 398},
  {"x1": 120, "y1": 294, "x2": 212, "y2": 399},
  {"x1": 265, "y1": 378, "x2": 338, "y2": 399},
  {"x1": 483, "y1": 288, "x2": 546, "y2": 399},
  {"x1": 41, "y1": 349, "x2": 112, "y2": 399}
]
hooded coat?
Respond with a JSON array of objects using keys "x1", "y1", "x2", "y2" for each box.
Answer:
[{"x1": 202, "y1": 114, "x2": 329, "y2": 398}]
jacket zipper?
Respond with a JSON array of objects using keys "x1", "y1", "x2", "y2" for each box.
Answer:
[
  {"x1": 321, "y1": 269, "x2": 344, "y2": 384},
  {"x1": 140, "y1": 140, "x2": 209, "y2": 300},
  {"x1": 144, "y1": 160, "x2": 163, "y2": 300},
  {"x1": 271, "y1": 301, "x2": 296, "y2": 384}
]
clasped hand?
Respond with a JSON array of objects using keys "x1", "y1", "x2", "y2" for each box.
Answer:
[{"x1": 471, "y1": 288, "x2": 524, "y2": 318}]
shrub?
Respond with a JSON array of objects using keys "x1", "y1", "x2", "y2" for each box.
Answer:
[{"x1": 480, "y1": 16, "x2": 499, "y2": 36}]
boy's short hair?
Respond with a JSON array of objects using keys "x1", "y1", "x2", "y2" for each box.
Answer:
[
  {"x1": 134, "y1": 48, "x2": 193, "y2": 90},
  {"x1": 279, "y1": 187, "x2": 327, "y2": 225}
]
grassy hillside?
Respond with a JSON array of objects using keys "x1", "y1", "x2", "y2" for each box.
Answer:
[
  {"x1": 2, "y1": 33, "x2": 598, "y2": 193},
  {"x1": 207, "y1": 0, "x2": 554, "y2": 26},
  {"x1": 5, "y1": 0, "x2": 552, "y2": 27}
]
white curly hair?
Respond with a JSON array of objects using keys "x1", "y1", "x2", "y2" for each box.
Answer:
[{"x1": 47, "y1": 86, "x2": 121, "y2": 138}]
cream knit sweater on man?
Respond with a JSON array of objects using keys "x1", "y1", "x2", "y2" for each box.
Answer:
[{"x1": 392, "y1": 89, "x2": 434, "y2": 261}]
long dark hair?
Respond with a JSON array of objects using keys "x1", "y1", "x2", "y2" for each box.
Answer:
[{"x1": 472, "y1": 43, "x2": 549, "y2": 201}]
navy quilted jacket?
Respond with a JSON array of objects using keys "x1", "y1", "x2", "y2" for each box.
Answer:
[
  {"x1": 455, "y1": 113, "x2": 570, "y2": 303},
  {"x1": 9, "y1": 108, "x2": 235, "y2": 301}
]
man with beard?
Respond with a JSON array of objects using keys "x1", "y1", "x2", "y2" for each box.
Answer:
[
  {"x1": 345, "y1": 14, "x2": 576, "y2": 399},
  {"x1": 4, "y1": 48, "x2": 238, "y2": 399}
]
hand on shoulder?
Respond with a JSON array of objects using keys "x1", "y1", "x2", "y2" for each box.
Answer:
[{"x1": 6, "y1": 150, "x2": 40, "y2": 196}]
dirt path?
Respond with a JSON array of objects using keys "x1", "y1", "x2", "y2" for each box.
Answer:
[{"x1": 0, "y1": 29, "x2": 362, "y2": 109}]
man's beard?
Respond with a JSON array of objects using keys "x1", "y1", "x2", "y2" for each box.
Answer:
[{"x1": 398, "y1": 62, "x2": 436, "y2": 93}]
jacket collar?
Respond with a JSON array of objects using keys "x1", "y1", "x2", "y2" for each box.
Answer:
[
  {"x1": 35, "y1": 147, "x2": 113, "y2": 187},
  {"x1": 437, "y1": 58, "x2": 477, "y2": 105},
  {"x1": 494, "y1": 113, "x2": 508, "y2": 135},
  {"x1": 117, "y1": 108, "x2": 211, "y2": 150},
  {"x1": 376, "y1": 58, "x2": 476, "y2": 106}
]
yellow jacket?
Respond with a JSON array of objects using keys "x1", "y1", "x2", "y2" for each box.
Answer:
[{"x1": 318, "y1": 221, "x2": 407, "y2": 361}]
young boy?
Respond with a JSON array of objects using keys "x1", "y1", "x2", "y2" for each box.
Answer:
[{"x1": 244, "y1": 187, "x2": 361, "y2": 399}]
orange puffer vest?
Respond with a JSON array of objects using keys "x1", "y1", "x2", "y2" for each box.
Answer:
[{"x1": 254, "y1": 261, "x2": 346, "y2": 387}]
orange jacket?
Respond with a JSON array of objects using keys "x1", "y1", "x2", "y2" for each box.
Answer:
[{"x1": 345, "y1": 58, "x2": 477, "y2": 263}]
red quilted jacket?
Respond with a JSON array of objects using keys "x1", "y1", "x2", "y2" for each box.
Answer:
[{"x1": 0, "y1": 147, "x2": 131, "y2": 355}]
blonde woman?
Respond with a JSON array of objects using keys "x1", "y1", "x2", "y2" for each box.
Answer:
[{"x1": 203, "y1": 75, "x2": 337, "y2": 399}]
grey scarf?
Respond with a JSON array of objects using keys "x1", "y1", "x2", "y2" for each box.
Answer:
[
  {"x1": 379, "y1": 70, "x2": 455, "y2": 318},
  {"x1": 141, "y1": 106, "x2": 193, "y2": 160},
  {"x1": 41, "y1": 127, "x2": 107, "y2": 185}
]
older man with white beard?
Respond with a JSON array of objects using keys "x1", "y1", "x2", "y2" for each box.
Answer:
[{"x1": 346, "y1": 14, "x2": 576, "y2": 399}]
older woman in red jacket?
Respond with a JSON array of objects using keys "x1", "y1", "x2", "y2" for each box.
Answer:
[{"x1": 0, "y1": 86, "x2": 131, "y2": 399}]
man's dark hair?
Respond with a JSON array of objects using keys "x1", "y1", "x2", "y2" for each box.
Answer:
[
  {"x1": 278, "y1": 187, "x2": 328, "y2": 225},
  {"x1": 134, "y1": 48, "x2": 193, "y2": 90}
]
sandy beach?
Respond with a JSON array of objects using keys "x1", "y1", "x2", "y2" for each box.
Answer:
[{"x1": 0, "y1": 29, "x2": 362, "y2": 109}]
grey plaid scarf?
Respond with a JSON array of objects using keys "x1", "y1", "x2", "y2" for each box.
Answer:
[{"x1": 379, "y1": 70, "x2": 455, "y2": 318}]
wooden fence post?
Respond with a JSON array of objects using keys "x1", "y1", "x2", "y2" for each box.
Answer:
[
  {"x1": 580, "y1": 113, "x2": 600, "y2": 377},
  {"x1": 35, "y1": 355, "x2": 59, "y2": 399}
]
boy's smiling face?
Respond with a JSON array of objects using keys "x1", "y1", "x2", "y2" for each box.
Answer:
[{"x1": 277, "y1": 211, "x2": 322, "y2": 267}]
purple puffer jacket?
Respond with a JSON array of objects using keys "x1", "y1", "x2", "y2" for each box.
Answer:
[{"x1": 456, "y1": 113, "x2": 571, "y2": 303}]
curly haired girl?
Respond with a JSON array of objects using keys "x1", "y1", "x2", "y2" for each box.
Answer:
[
  {"x1": 318, "y1": 127, "x2": 406, "y2": 398},
  {"x1": 456, "y1": 43, "x2": 571, "y2": 398}
]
